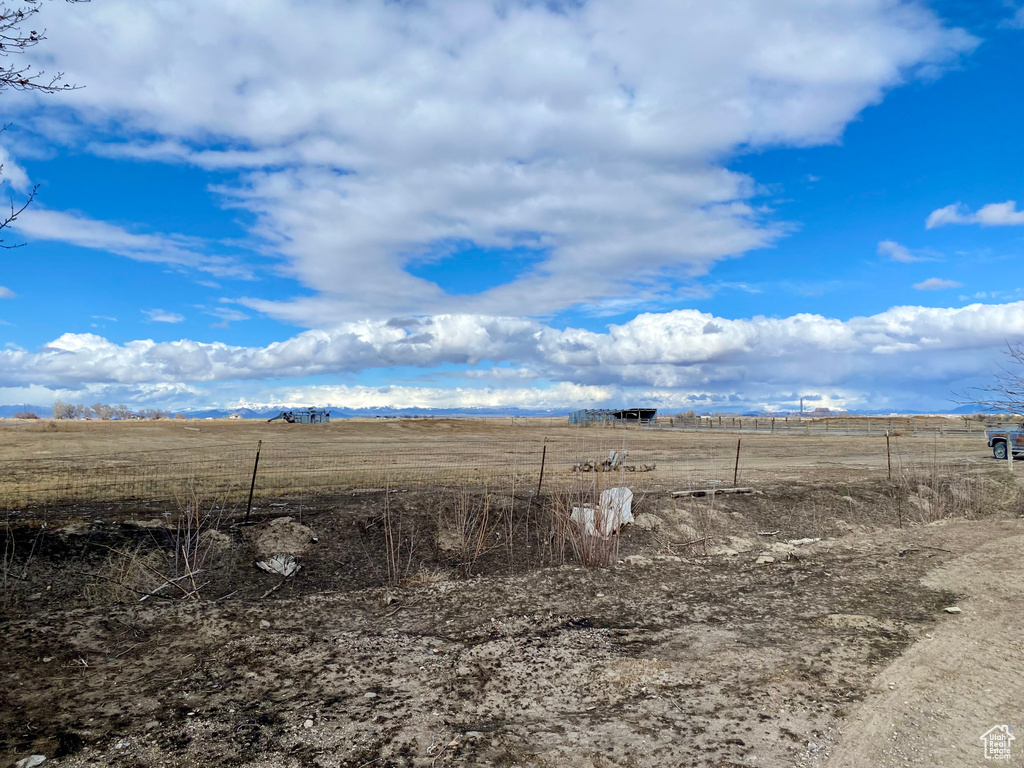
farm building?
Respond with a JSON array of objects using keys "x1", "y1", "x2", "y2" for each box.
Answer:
[
  {"x1": 569, "y1": 408, "x2": 658, "y2": 426},
  {"x1": 267, "y1": 408, "x2": 331, "y2": 424}
]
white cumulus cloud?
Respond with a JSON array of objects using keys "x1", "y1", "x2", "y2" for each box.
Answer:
[
  {"x1": 926, "y1": 201, "x2": 1024, "y2": 229},
  {"x1": 15, "y1": 0, "x2": 975, "y2": 322},
  {"x1": 2, "y1": 303, "x2": 1023, "y2": 410}
]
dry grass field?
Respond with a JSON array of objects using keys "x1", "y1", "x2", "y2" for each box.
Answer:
[
  {"x1": 1, "y1": 418, "x2": 1022, "y2": 767},
  {"x1": 0, "y1": 416, "x2": 995, "y2": 511}
]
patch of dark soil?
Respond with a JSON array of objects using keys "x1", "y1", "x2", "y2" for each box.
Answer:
[{"x1": 0, "y1": 483, "x2": 990, "y2": 768}]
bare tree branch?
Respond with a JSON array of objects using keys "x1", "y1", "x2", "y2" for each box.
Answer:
[
  {"x1": 0, "y1": 181, "x2": 36, "y2": 248},
  {"x1": 0, "y1": 1, "x2": 86, "y2": 95},
  {"x1": 0, "y1": 1, "x2": 86, "y2": 246},
  {"x1": 958, "y1": 340, "x2": 1024, "y2": 415}
]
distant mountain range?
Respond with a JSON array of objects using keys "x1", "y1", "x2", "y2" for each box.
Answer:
[
  {"x1": 0, "y1": 404, "x2": 51, "y2": 418},
  {"x1": 0, "y1": 402, "x2": 1000, "y2": 419},
  {"x1": 180, "y1": 405, "x2": 571, "y2": 419}
]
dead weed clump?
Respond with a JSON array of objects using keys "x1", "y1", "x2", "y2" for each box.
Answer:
[
  {"x1": 546, "y1": 488, "x2": 622, "y2": 567},
  {"x1": 434, "y1": 484, "x2": 501, "y2": 576},
  {"x1": 83, "y1": 545, "x2": 167, "y2": 604},
  {"x1": 378, "y1": 487, "x2": 420, "y2": 587},
  {"x1": 85, "y1": 486, "x2": 230, "y2": 604},
  {"x1": 888, "y1": 463, "x2": 1019, "y2": 527}
]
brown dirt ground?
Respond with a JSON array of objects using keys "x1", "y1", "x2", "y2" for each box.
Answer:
[
  {"x1": 1, "y1": 421, "x2": 1022, "y2": 767},
  {"x1": 826, "y1": 519, "x2": 1024, "y2": 768}
]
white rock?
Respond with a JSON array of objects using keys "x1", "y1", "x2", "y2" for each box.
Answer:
[
  {"x1": 15, "y1": 757, "x2": 47, "y2": 768},
  {"x1": 943, "y1": 606, "x2": 962, "y2": 614},
  {"x1": 755, "y1": 555, "x2": 775, "y2": 565},
  {"x1": 571, "y1": 487, "x2": 634, "y2": 537},
  {"x1": 303, "y1": 719, "x2": 314, "y2": 729},
  {"x1": 256, "y1": 553, "x2": 300, "y2": 577},
  {"x1": 259, "y1": 620, "x2": 271, "y2": 629},
  {"x1": 364, "y1": 692, "x2": 379, "y2": 699}
]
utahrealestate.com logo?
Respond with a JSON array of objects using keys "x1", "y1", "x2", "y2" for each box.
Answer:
[{"x1": 980, "y1": 725, "x2": 1015, "y2": 760}]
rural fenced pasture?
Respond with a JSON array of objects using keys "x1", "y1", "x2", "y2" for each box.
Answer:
[
  {"x1": 3, "y1": 417, "x2": 1023, "y2": 768},
  {"x1": 0, "y1": 417, "x2": 1008, "y2": 519}
]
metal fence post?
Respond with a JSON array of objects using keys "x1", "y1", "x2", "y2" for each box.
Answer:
[
  {"x1": 245, "y1": 439, "x2": 262, "y2": 521},
  {"x1": 536, "y1": 443, "x2": 548, "y2": 498},
  {"x1": 733, "y1": 438, "x2": 741, "y2": 486}
]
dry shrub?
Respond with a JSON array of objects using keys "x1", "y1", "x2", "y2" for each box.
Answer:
[
  {"x1": 168, "y1": 484, "x2": 228, "y2": 598},
  {"x1": 434, "y1": 484, "x2": 501, "y2": 576},
  {"x1": 546, "y1": 486, "x2": 622, "y2": 567},
  {"x1": 83, "y1": 545, "x2": 167, "y2": 605},
  {"x1": 86, "y1": 485, "x2": 229, "y2": 604},
  {"x1": 889, "y1": 462, "x2": 1011, "y2": 526},
  {"x1": 381, "y1": 486, "x2": 418, "y2": 586},
  {"x1": 1, "y1": 517, "x2": 15, "y2": 604}
]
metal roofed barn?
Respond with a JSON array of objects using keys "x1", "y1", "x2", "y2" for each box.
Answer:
[
  {"x1": 569, "y1": 408, "x2": 658, "y2": 426},
  {"x1": 267, "y1": 408, "x2": 331, "y2": 424}
]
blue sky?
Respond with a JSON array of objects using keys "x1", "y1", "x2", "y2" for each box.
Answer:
[{"x1": 0, "y1": 0, "x2": 1022, "y2": 413}]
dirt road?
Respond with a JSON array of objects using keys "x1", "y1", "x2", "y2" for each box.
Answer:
[{"x1": 827, "y1": 519, "x2": 1024, "y2": 767}]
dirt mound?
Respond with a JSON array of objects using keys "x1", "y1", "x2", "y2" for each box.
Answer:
[{"x1": 244, "y1": 516, "x2": 317, "y2": 559}]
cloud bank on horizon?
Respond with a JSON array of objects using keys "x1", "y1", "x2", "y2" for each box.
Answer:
[
  {"x1": 0, "y1": 0, "x2": 1022, "y2": 413},
  {"x1": 3, "y1": 302, "x2": 1022, "y2": 412}
]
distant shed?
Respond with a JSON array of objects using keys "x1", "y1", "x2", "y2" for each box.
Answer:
[
  {"x1": 267, "y1": 408, "x2": 331, "y2": 424},
  {"x1": 569, "y1": 408, "x2": 657, "y2": 426}
]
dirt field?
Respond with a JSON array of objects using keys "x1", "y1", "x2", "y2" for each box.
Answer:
[{"x1": 1, "y1": 419, "x2": 1021, "y2": 767}]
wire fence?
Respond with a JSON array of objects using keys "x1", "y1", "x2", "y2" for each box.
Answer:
[
  {"x1": 648, "y1": 414, "x2": 1015, "y2": 436},
  {"x1": 0, "y1": 428, "x2": 1002, "y2": 516}
]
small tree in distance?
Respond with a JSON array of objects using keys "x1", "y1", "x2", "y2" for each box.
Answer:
[
  {"x1": 92, "y1": 402, "x2": 114, "y2": 420},
  {"x1": 52, "y1": 399, "x2": 74, "y2": 419}
]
